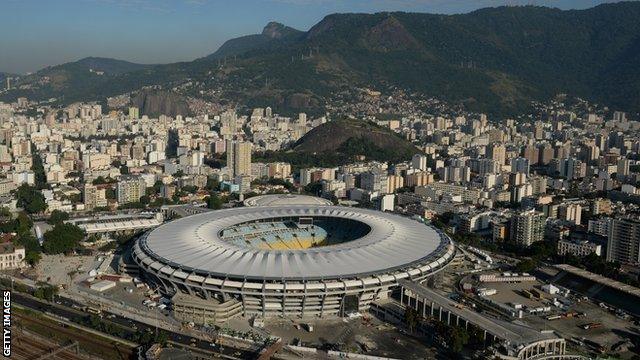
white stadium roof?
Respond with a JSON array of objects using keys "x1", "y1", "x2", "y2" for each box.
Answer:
[
  {"x1": 139, "y1": 206, "x2": 450, "y2": 281},
  {"x1": 243, "y1": 194, "x2": 333, "y2": 207}
]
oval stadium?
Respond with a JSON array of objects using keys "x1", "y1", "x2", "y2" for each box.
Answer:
[{"x1": 132, "y1": 203, "x2": 455, "y2": 320}]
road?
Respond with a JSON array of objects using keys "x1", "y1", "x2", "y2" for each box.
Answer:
[{"x1": 13, "y1": 292, "x2": 256, "y2": 359}]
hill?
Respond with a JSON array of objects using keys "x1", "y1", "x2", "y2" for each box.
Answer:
[
  {"x1": 293, "y1": 118, "x2": 418, "y2": 159},
  {"x1": 132, "y1": 90, "x2": 190, "y2": 117},
  {"x1": 0, "y1": 72, "x2": 13, "y2": 84},
  {"x1": 256, "y1": 118, "x2": 421, "y2": 168},
  {"x1": 207, "y1": 22, "x2": 303, "y2": 59},
  {"x1": 215, "y1": 2, "x2": 640, "y2": 115},
  {"x1": 3, "y1": 3, "x2": 640, "y2": 115}
]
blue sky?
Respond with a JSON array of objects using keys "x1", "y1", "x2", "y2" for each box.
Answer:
[{"x1": 0, "y1": 0, "x2": 625, "y2": 73}]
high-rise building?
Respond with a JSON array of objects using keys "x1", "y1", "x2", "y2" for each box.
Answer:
[
  {"x1": 487, "y1": 143, "x2": 506, "y2": 165},
  {"x1": 360, "y1": 171, "x2": 388, "y2": 194},
  {"x1": 523, "y1": 145, "x2": 539, "y2": 165},
  {"x1": 386, "y1": 175, "x2": 404, "y2": 193},
  {"x1": 117, "y1": 175, "x2": 145, "y2": 205},
  {"x1": 559, "y1": 203, "x2": 582, "y2": 225},
  {"x1": 612, "y1": 111, "x2": 627, "y2": 123},
  {"x1": 509, "y1": 210, "x2": 545, "y2": 247},
  {"x1": 5, "y1": 77, "x2": 11, "y2": 91},
  {"x1": 83, "y1": 183, "x2": 108, "y2": 210},
  {"x1": 129, "y1": 106, "x2": 140, "y2": 119},
  {"x1": 607, "y1": 217, "x2": 640, "y2": 266},
  {"x1": 510, "y1": 157, "x2": 530, "y2": 175},
  {"x1": 591, "y1": 198, "x2": 612, "y2": 215},
  {"x1": 559, "y1": 157, "x2": 585, "y2": 180},
  {"x1": 405, "y1": 171, "x2": 432, "y2": 187},
  {"x1": 226, "y1": 140, "x2": 252, "y2": 177},
  {"x1": 539, "y1": 144, "x2": 554, "y2": 165},
  {"x1": 411, "y1": 154, "x2": 428, "y2": 171},
  {"x1": 617, "y1": 158, "x2": 630, "y2": 177}
]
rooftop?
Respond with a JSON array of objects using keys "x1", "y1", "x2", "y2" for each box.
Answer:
[{"x1": 137, "y1": 205, "x2": 452, "y2": 281}]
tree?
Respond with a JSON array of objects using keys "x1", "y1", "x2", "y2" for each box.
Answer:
[
  {"x1": 92, "y1": 176, "x2": 111, "y2": 185},
  {"x1": 404, "y1": 307, "x2": 420, "y2": 333},
  {"x1": 205, "y1": 177, "x2": 220, "y2": 191},
  {"x1": 207, "y1": 193, "x2": 223, "y2": 210},
  {"x1": 515, "y1": 258, "x2": 538, "y2": 273},
  {"x1": 16, "y1": 184, "x2": 47, "y2": 214},
  {"x1": 47, "y1": 210, "x2": 69, "y2": 225},
  {"x1": 15, "y1": 212, "x2": 33, "y2": 236},
  {"x1": 449, "y1": 326, "x2": 470, "y2": 354},
  {"x1": 33, "y1": 284, "x2": 58, "y2": 301},
  {"x1": 42, "y1": 223, "x2": 85, "y2": 254},
  {"x1": 303, "y1": 181, "x2": 322, "y2": 196},
  {"x1": 105, "y1": 187, "x2": 116, "y2": 200},
  {"x1": 31, "y1": 152, "x2": 48, "y2": 189},
  {"x1": 181, "y1": 185, "x2": 198, "y2": 194},
  {"x1": 14, "y1": 233, "x2": 42, "y2": 266}
]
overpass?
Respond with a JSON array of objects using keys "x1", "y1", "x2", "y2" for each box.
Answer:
[{"x1": 395, "y1": 280, "x2": 575, "y2": 360}]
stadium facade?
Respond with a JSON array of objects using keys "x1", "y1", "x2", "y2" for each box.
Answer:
[{"x1": 132, "y1": 203, "x2": 454, "y2": 318}]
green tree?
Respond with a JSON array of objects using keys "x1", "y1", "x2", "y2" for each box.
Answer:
[
  {"x1": 47, "y1": 210, "x2": 69, "y2": 225},
  {"x1": 303, "y1": 181, "x2": 323, "y2": 196},
  {"x1": 207, "y1": 193, "x2": 223, "y2": 210},
  {"x1": 404, "y1": 307, "x2": 420, "y2": 333},
  {"x1": 205, "y1": 177, "x2": 220, "y2": 191},
  {"x1": 33, "y1": 284, "x2": 58, "y2": 301},
  {"x1": 105, "y1": 187, "x2": 116, "y2": 200},
  {"x1": 515, "y1": 259, "x2": 538, "y2": 273},
  {"x1": 42, "y1": 223, "x2": 85, "y2": 254},
  {"x1": 16, "y1": 184, "x2": 47, "y2": 214},
  {"x1": 14, "y1": 233, "x2": 42, "y2": 266},
  {"x1": 15, "y1": 212, "x2": 33, "y2": 236},
  {"x1": 181, "y1": 185, "x2": 198, "y2": 194},
  {"x1": 31, "y1": 152, "x2": 48, "y2": 189},
  {"x1": 449, "y1": 326, "x2": 470, "y2": 354}
]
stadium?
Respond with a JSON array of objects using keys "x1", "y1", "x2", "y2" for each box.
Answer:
[{"x1": 132, "y1": 200, "x2": 455, "y2": 319}]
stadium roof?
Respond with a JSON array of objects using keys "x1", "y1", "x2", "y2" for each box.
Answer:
[
  {"x1": 139, "y1": 206, "x2": 450, "y2": 281},
  {"x1": 243, "y1": 194, "x2": 333, "y2": 207}
]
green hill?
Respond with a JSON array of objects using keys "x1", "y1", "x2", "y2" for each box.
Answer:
[
  {"x1": 206, "y1": 22, "x2": 303, "y2": 59},
  {"x1": 256, "y1": 119, "x2": 421, "y2": 168},
  {"x1": 293, "y1": 118, "x2": 418, "y2": 160},
  {"x1": 3, "y1": 3, "x2": 640, "y2": 115}
]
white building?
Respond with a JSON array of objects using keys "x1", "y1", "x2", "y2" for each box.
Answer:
[
  {"x1": 557, "y1": 239, "x2": 601, "y2": 257},
  {"x1": 0, "y1": 242, "x2": 25, "y2": 270}
]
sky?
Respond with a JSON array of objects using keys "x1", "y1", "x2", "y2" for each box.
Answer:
[{"x1": 0, "y1": 0, "x2": 627, "y2": 74}]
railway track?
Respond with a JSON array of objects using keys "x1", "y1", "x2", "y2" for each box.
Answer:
[
  {"x1": 15, "y1": 311, "x2": 136, "y2": 360},
  {"x1": 12, "y1": 330, "x2": 87, "y2": 360}
]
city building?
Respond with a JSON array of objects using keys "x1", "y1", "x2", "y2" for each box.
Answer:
[
  {"x1": 117, "y1": 175, "x2": 145, "y2": 205},
  {"x1": 607, "y1": 217, "x2": 640, "y2": 266},
  {"x1": 509, "y1": 210, "x2": 545, "y2": 247},
  {"x1": 0, "y1": 242, "x2": 25, "y2": 270},
  {"x1": 226, "y1": 140, "x2": 252, "y2": 177},
  {"x1": 557, "y1": 239, "x2": 602, "y2": 257}
]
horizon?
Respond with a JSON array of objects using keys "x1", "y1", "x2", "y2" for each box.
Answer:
[{"x1": 0, "y1": 0, "x2": 626, "y2": 74}]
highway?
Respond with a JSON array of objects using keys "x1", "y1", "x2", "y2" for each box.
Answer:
[{"x1": 13, "y1": 292, "x2": 256, "y2": 359}]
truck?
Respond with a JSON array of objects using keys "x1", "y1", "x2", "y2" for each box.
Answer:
[{"x1": 580, "y1": 322, "x2": 602, "y2": 330}]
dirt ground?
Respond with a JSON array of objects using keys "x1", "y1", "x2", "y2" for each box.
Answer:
[
  {"x1": 34, "y1": 254, "x2": 96, "y2": 286},
  {"x1": 264, "y1": 315, "x2": 437, "y2": 359}
]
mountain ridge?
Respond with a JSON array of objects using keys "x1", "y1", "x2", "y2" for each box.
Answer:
[
  {"x1": 206, "y1": 22, "x2": 303, "y2": 59},
  {"x1": 2, "y1": 2, "x2": 640, "y2": 116}
]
